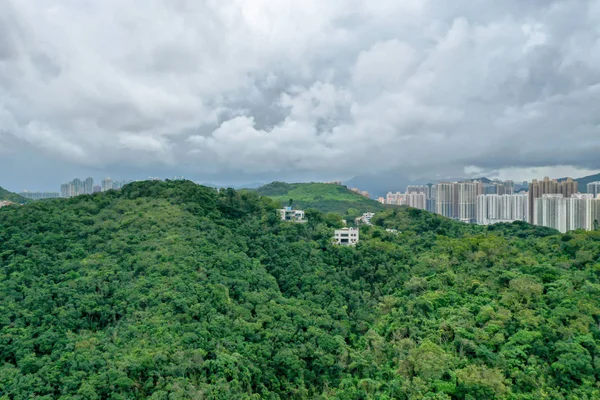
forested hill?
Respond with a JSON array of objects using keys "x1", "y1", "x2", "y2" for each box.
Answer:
[
  {"x1": 0, "y1": 186, "x2": 29, "y2": 204},
  {"x1": 254, "y1": 181, "x2": 384, "y2": 216},
  {"x1": 1, "y1": 180, "x2": 600, "y2": 399}
]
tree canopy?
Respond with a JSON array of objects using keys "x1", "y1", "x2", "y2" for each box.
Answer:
[{"x1": 1, "y1": 180, "x2": 599, "y2": 399}]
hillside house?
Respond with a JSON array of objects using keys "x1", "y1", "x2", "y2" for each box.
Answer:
[
  {"x1": 334, "y1": 227, "x2": 359, "y2": 245},
  {"x1": 279, "y1": 207, "x2": 306, "y2": 222}
]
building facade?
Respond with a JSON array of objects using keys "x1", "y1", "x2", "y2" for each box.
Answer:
[
  {"x1": 528, "y1": 177, "x2": 578, "y2": 223},
  {"x1": 435, "y1": 182, "x2": 456, "y2": 219},
  {"x1": 533, "y1": 193, "x2": 600, "y2": 233},
  {"x1": 333, "y1": 227, "x2": 359, "y2": 245},
  {"x1": 457, "y1": 182, "x2": 478, "y2": 223},
  {"x1": 19, "y1": 192, "x2": 60, "y2": 200},
  {"x1": 102, "y1": 177, "x2": 113, "y2": 192},
  {"x1": 279, "y1": 207, "x2": 306, "y2": 222},
  {"x1": 476, "y1": 194, "x2": 529, "y2": 225},
  {"x1": 588, "y1": 182, "x2": 600, "y2": 198}
]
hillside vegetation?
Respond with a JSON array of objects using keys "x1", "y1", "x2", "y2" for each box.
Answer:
[
  {"x1": 255, "y1": 181, "x2": 384, "y2": 217},
  {"x1": 1, "y1": 181, "x2": 600, "y2": 399},
  {"x1": 0, "y1": 186, "x2": 29, "y2": 204}
]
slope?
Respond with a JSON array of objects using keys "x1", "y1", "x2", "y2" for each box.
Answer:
[
  {"x1": 1, "y1": 180, "x2": 599, "y2": 399},
  {"x1": 574, "y1": 172, "x2": 600, "y2": 192},
  {"x1": 0, "y1": 186, "x2": 30, "y2": 204},
  {"x1": 255, "y1": 181, "x2": 384, "y2": 216},
  {"x1": 558, "y1": 172, "x2": 600, "y2": 192}
]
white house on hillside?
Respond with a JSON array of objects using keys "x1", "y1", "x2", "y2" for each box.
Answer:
[
  {"x1": 334, "y1": 227, "x2": 359, "y2": 245},
  {"x1": 279, "y1": 207, "x2": 306, "y2": 222}
]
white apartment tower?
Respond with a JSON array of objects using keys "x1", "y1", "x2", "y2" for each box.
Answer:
[
  {"x1": 458, "y1": 182, "x2": 478, "y2": 223},
  {"x1": 588, "y1": 182, "x2": 600, "y2": 198},
  {"x1": 477, "y1": 194, "x2": 529, "y2": 225},
  {"x1": 435, "y1": 183, "x2": 456, "y2": 219},
  {"x1": 101, "y1": 177, "x2": 113, "y2": 192}
]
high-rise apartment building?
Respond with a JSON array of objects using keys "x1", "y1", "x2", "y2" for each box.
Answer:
[
  {"x1": 533, "y1": 193, "x2": 599, "y2": 233},
  {"x1": 406, "y1": 186, "x2": 427, "y2": 195},
  {"x1": 84, "y1": 177, "x2": 94, "y2": 194},
  {"x1": 457, "y1": 182, "x2": 478, "y2": 223},
  {"x1": 102, "y1": 177, "x2": 113, "y2": 192},
  {"x1": 528, "y1": 177, "x2": 578, "y2": 223},
  {"x1": 386, "y1": 192, "x2": 403, "y2": 205},
  {"x1": 60, "y1": 183, "x2": 70, "y2": 198},
  {"x1": 93, "y1": 185, "x2": 101, "y2": 193},
  {"x1": 385, "y1": 192, "x2": 426, "y2": 210},
  {"x1": 401, "y1": 193, "x2": 427, "y2": 209},
  {"x1": 435, "y1": 182, "x2": 456, "y2": 219},
  {"x1": 476, "y1": 194, "x2": 528, "y2": 225},
  {"x1": 588, "y1": 182, "x2": 600, "y2": 198},
  {"x1": 72, "y1": 178, "x2": 83, "y2": 196},
  {"x1": 426, "y1": 183, "x2": 436, "y2": 213}
]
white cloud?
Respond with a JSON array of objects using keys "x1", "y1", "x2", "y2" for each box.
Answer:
[{"x1": 1, "y1": 0, "x2": 600, "y2": 186}]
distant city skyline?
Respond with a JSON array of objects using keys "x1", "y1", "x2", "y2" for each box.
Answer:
[
  {"x1": 384, "y1": 176, "x2": 600, "y2": 233},
  {"x1": 6, "y1": 166, "x2": 600, "y2": 196}
]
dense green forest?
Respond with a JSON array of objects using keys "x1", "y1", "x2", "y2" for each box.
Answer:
[
  {"x1": 0, "y1": 187, "x2": 29, "y2": 204},
  {"x1": 1, "y1": 180, "x2": 600, "y2": 399},
  {"x1": 254, "y1": 182, "x2": 383, "y2": 218}
]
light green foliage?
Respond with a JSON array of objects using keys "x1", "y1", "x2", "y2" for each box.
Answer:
[
  {"x1": 254, "y1": 181, "x2": 384, "y2": 215},
  {"x1": 1, "y1": 180, "x2": 600, "y2": 399},
  {"x1": 0, "y1": 186, "x2": 30, "y2": 204}
]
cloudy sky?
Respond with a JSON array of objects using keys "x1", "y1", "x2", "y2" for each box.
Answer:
[{"x1": 1, "y1": 0, "x2": 600, "y2": 191}]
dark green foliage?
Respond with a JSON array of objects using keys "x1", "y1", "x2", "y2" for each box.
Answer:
[
  {"x1": 1, "y1": 180, "x2": 600, "y2": 399},
  {"x1": 0, "y1": 187, "x2": 30, "y2": 204}
]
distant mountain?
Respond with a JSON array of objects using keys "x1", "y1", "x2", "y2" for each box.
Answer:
[
  {"x1": 254, "y1": 181, "x2": 384, "y2": 215},
  {"x1": 559, "y1": 173, "x2": 600, "y2": 193},
  {"x1": 343, "y1": 173, "x2": 430, "y2": 197},
  {"x1": 0, "y1": 186, "x2": 30, "y2": 204}
]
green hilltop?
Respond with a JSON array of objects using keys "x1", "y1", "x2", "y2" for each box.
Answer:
[
  {"x1": 254, "y1": 181, "x2": 384, "y2": 216},
  {"x1": 0, "y1": 186, "x2": 30, "y2": 204},
  {"x1": 1, "y1": 180, "x2": 599, "y2": 398}
]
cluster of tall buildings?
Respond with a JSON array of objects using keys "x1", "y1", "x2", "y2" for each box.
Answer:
[
  {"x1": 386, "y1": 180, "x2": 515, "y2": 223},
  {"x1": 60, "y1": 177, "x2": 130, "y2": 198},
  {"x1": 385, "y1": 178, "x2": 600, "y2": 233},
  {"x1": 533, "y1": 193, "x2": 600, "y2": 232}
]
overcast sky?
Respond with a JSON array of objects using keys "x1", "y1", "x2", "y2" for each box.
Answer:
[{"x1": 1, "y1": 0, "x2": 600, "y2": 191}]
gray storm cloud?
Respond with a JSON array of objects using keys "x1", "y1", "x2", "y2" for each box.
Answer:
[{"x1": 1, "y1": 0, "x2": 599, "y2": 183}]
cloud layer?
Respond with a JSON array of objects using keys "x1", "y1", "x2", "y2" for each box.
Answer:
[{"x1": 1, "y1": 0, "x2": 600, "y2": 184}]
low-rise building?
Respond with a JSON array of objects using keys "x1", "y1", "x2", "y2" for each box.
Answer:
[
  {"x1": 355, "y1": 212, "x2": 375, "y2": 225},
  {"x1": 0, "y1": 200, "x2": 14, "y2": 208},
  {"x1": 334, "y1": 227, "x2": 359, "y2": 245},
  {"x1": 279, "y1": 207, "x2": 306, "y2": 222}
]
